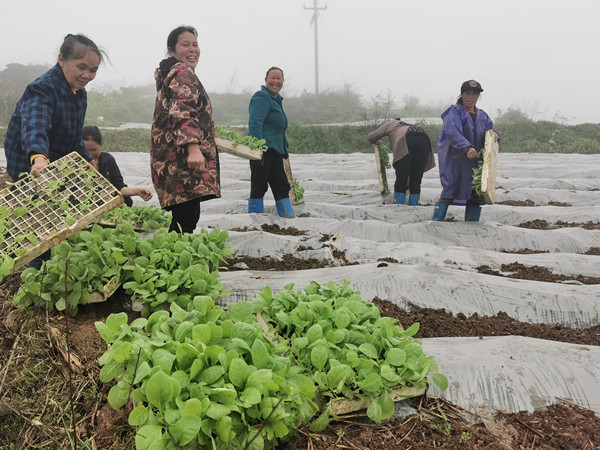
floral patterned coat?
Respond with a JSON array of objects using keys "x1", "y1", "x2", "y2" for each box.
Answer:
[{"x1": 150, "y1": 57, "x2": 220, "y2": 209}]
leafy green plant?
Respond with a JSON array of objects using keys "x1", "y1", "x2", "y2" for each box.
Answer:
[
  {"x1": 378, "y1": 142, "x2": 391, "y2": 169},
  {"x1": 293, "y1": 178, "x2": 305, "y2": 205},
  {"x1": 471, "y1": 150, "x2": 485, "y2": 202},
  {"x1": 95, "y1": 298, "x2": 319, "y2": 449},
  {"x1": 13, "y1": 223, "x2": 141, "y2": 315},
  {"x1": 254, "y1": 280, "x2": 448, "y2": 426},
  {"x1": 460, "y1": 431, "x2": 471, "y2": 444},
  {"x1": 215, "y1": 126, "x2": 268, "y2": 152},
  {"x1": 12, "y1": 224, "x2": 232, "y2": 317},
  {"x1": 101, "y1": 204, "x2": 172, "y2": 231},
  {"x1": 122, "y1": 228, "x2": 232, "y2": 317}
]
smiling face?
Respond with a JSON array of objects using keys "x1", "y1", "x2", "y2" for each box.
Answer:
[
  {"x1": 265, "y1": 69, "x2": 284, "y2": 95},
  {"x1": 59, "y1": 46, "x2": 100, "y2": 91},
  {"x1": 169, "y1": 31, "x2": 200, "y2": 70},
  {"x1": 461, "y1": 90, "x2": 480, "y2": 111}
]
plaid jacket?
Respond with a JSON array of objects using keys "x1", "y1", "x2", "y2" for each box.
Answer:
[{"x1": 4, "y1": 64, "x2": 91, "y2": 180}]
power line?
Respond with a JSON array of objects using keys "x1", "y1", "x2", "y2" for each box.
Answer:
[{"x1": 303, "y1": 0, "x2": 327, "y2": 95}]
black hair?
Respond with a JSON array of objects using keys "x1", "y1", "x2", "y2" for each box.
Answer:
[
  {"x1": 82, "y1": 125, "x2": 103, "y2": 146},
  {"x1": 167, "y1": 26, "x2": 198, "y2": 53},
  {"x1": 265, "y1": 66, "x2": 284, "y2": 80},
  {"x1": 59, "y1": 34, "x2": 105, "y2": 63}
]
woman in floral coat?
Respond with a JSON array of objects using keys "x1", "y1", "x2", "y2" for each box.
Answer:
[{"x1": 150, "y1": 25, "x2": 220, "y2": 233}]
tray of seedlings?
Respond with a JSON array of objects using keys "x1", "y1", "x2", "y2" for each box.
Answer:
[{"x1": 0, "y1": 152, "x2": 123, "y2": 278}]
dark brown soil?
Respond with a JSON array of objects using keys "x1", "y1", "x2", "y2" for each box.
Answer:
[
  {"x1": 497, "y1": 199, "x2": 535, "y2": 206},
  {"x1": 476, "y1": 262, "x2": 600, "y2": 284},
  {"x1": 518, "y1": 218, "x2": 600, "y2": 230},
  {"x1": 372, "y1": 298, "x2": 600, "y2": 346}
]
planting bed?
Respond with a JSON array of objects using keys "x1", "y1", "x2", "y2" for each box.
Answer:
[{"x1": 1, "y1": 150, "x2": 599, "y2": 448}]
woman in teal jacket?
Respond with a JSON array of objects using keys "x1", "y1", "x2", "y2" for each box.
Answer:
[{"x1": 247, "y1": 67, "x2": 293, "y2": 218}]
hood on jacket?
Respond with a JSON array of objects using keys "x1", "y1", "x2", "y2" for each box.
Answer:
[{"x1": 155, "y1": 56, "x2": 178, "y2": 90}]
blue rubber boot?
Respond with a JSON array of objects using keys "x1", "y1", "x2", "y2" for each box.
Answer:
[
  {"x1": 248, "y1": 198, "x2": 264, "y2": 214},
  {"x1": 276, "y1": 198, "x2": 295, "y2": 218},
  {"x1": 432, "y1": 202, "x2": 449, "y2": 221},
  {"x1": 408, "y1": 194, "x2": 420, "y2": 206},
  {"x1": 393, "y1": 192, "x2": 406, "y2": 205},
  {"x1": 465, "y1": 204, "x2": 482, "y2": 222}
]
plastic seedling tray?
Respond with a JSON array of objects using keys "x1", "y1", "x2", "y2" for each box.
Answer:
[{"x1": 0, "y1": 152, "x2": 124, "y2": 274}]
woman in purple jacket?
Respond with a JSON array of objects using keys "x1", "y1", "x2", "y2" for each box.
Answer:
[{"x1": 433, "y1": 80, "x2": 499, "y2": 222}]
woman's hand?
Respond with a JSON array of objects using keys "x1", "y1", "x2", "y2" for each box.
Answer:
[
  {"x1": 30, "y1": 156, "x2": 48, "y2": 177},
  {"x1": 187, "y1": 144, "x2": 205, "y2": 172},
  {"x1": 467, "y1": 147, "x2": 478, "y2": 160}
]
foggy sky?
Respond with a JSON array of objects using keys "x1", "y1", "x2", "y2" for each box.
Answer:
[{"x1": 2, "y1": 0, "x2": 599, "y2": 124}]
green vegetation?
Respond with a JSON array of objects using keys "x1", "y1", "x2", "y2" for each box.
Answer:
[
  {"x1": 1, "y1": 63, "x2": 599, "y2": 154},
  {"x1": 95, "y1": 279, "x2": 446, "y2": 448},
  {"x1": 100, "y1": 204, "x2": 172, "y2": 231}
]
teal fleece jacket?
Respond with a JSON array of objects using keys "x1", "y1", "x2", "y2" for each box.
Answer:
[{"x1": 248, "y1": 85, "x2": 289, "y2": 157}]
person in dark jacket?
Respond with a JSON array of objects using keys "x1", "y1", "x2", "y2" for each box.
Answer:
[
  {"x1": 367, "y1": 119, "x2": 435, "y2": 206},
  {"x1": 247, "y1": 67, "x2": 293, "y2": 218},
  {"x1": 433, "y1": 80, "x2": 499, "y2": 222},
  {"x1": 150, "y1": 26, "x2": 220, "y2": 233},
  {"x1": 4, "y1": 34, "x2": 103, "y2": 181},
  {"x1": 82, "y1": 126, "x2": 153, "y2": 207}
]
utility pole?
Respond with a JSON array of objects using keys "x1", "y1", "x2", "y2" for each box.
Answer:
[{"x1": 304, "y1": 0, "x2": 327, "y2": 95}]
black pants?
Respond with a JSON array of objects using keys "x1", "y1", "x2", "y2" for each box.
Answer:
[
  {"x1": 168, "y1": 198, "x2": 201, "y2": 233},
  {"x1": 392, "y1": 133, "x2": 430, "y2": 194},
  {"x1": 249, "y1": 148, "x2": 290, "y2": 201}
]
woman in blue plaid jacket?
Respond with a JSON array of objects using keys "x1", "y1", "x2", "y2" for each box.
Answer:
[{"x1": 4, "y1": 34, "x2": 104, "y2": 181}]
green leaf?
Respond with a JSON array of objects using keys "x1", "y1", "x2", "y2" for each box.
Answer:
[
  {"x1": 251, "y1": 338, "x2": 271, "y2": 369},
  {"x1": 310, "y1": 343, "x2": 328, "y2": 371},
  {"x1": 146, "y1": 371, "x2": 174, "y2": 409},
  {"x1": 239, "y1": 386, "x2": 262, "y2": 406},
  {"x1": 173, "y1": 415, "x2": 202, "y2": 446},
  {"x1": 176, "y1": 343, "x2": 199, "y2": 371},
  {"x1": 228, "y1": 358, "x2": 250, "y2": 388},
  {"x1": 107, "y1": 381, "x2": 129, "y2": 409},
  {"x1": 183, "y1": 398, "x2": 203, "y2": 417},
  {"x1": 359, "y1": 342, "x2": 378, "y2": 359},
  {"x1": 432, "y1": 373, "x2": 449, "y2": 390},
  {"x1": 206, "y1": 402, "x2": 231, "y2": 420},
  {"x1": 367, "y1": 397, "x2": 383, "y2": 424},
  {"x1": 135, "y1": 425, "x2": 163, "y2": 450},
  {"x1": 215, "y1": 415, "x2": 234, "y2": 441},
  {"x1": 128, "y1": 405, "x2": 149, "y2": 426},
  {"x1": 309, "y1": 409, "x2": 330, "y2": 432},
  {"x1": 106, "y1": 312, "x2": 128, "y2": 335},
  {"x1": 200, "y1": 366, "x2": 225, "y2": 385},
  {"x1": 385, "y1": 348, "x2": 407, "y2": 366},
  {"x1": 95, "y1": 321, "x2": 114, "y2": 343}
]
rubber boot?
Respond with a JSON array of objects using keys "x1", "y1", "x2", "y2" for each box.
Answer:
[
  {"x1": 276, "y1": 198, "x2": 295, "y2": 218},
  {"x1": 465, "y1": 204, "x2": 482, "y2": 222},
  {"x1": 408, "y1": 194, "x2": 420, "y2": 206},
  {"x1": 432, "y1": 202, "x2": 449, "y2": 221},
  {"x1": 393, "y1": 192, "x2": 406, "y2": 205},
  {"x1": 248, "y1": 198, "x2": 264, "y2": 214}
]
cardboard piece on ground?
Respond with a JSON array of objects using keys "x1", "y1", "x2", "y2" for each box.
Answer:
[
  {"x1": 215, "y1": 137, "x2": 263, "y2": 160},
  {"x1": 328, "y1": 385, "x2": 426, "y2": 416},
  {"x1": 373, "y1": 144, "x2": 389, "y2": 195},
  {"x1": 283, "y1": 158, "x2": 298, "y2": 205},
  {"x1": 481, "y1": 130, "x2": 499, "y2": 204}
]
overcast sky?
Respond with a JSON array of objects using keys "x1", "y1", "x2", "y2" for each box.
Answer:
[{"x1": 2, "y1": 0, "x2": 599, "y2": 124}]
